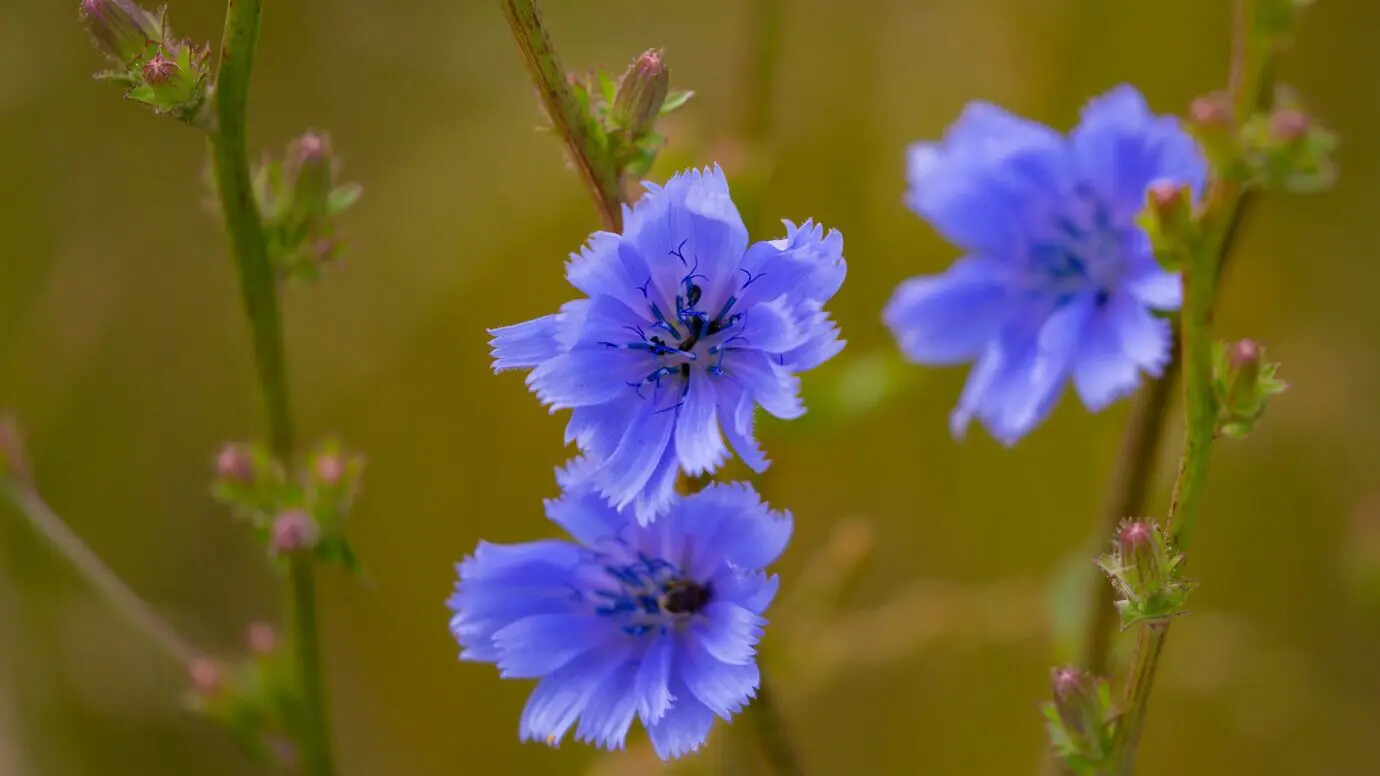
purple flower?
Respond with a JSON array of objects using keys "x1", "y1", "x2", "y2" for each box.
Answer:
[
  {"x1": 490, "y1": 166, "x2": 845, "y2": 521},
  {"x1": 884, "y1": 86, "x2": 1207, "y2": 444},
  {"x1": 448, "y1": 476, "x2": 790, "y2": 760}
]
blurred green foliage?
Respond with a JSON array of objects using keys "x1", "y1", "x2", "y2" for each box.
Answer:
[{"x1": 2, "y1": 1, "x2": 1379, "y2": 774}]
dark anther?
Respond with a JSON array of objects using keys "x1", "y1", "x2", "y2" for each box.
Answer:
[
  {"x1": 659, "y1": 579, "x2": 713, "y2": 615},
  {"x1": 669, "y1": 238, "x2": 689, "y2": 266}
]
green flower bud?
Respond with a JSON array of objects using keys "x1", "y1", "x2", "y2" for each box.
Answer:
[
  {"x1": 79, "y1": 0, "x2": 161, "y2": 66},
  {"x1": 613, "y1": 49, "x2": 670, "y2": 140},
  {"x1": 1213, "y1": 339, "x2": 1287, "y2": 438}
]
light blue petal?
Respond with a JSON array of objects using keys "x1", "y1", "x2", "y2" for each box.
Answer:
[
  {"x1": 488, "y1": 315, "x2": 562, "y2": 373},
  {"x1": 1123, "y1": 255, "x2": 1182, "y2": 310},
  {"x1": 544, "y1": 489, "x2": 626, "y2": 547},
  {"x1": 883, "y1": 256, "x2": 1009, "y2": 365},
  {"x1": 520, "y1": 643, "x2": 633, "y2": 747},
  {"x1": 906, "y1": 102, "x2": 1068, "y2": 253},
  {"x1": 624, "y1": 166, "x2": 748, "y2": 315},
  {"x1": 677, "y1": 482, "x2": 791, "y2": 573},
  {"x1": 629, "y1": 443, "x2": 682, "y2": 525},
  {"x1": 565, "y1": 231, "x2": 650, "y2": 312},
  {"x1": 780, "y1": 307, "x2": 845, "y2": 372},
  {"x1": 735, "y1": 295, "x2": 805, "y2": 354},
  {"x1": 574, "y1": 661, "x2": 639, "y2": 750},
  {"x1": 645, "y1": 676, "x2": 716, "y2": 760},
  {"x1": 679, "y1": 637, "x2": 759, "y2": 719},
  {"x1": 526, "y1": 350, "x2": 644, "y2": 410},
  {"x1": 564, "y1": 401, "x2": 639, "y2": 460},
  {"x1": 693, "y1": 601, "x2": 765, "y2": 665},
  {"x1": 568, "y1": 294, "x2": 653, "y2": 351},
  {"x1": 1072, "y1": 303, "x2": 1143, "y2": 411},
  {"x1": 1072, "y1": 85, "x2": 1208, "y2": 217},
  {"x1": 494, "y1": 613, "x2": 615, "y2": 678},
  {"x1": 674, "y1": 368, "x2": 728, "y2": 476},
  {"x1": 1109, "y1": 292, "x2": 1172, "y2": 374},
  {"x1": 714, "y1": 378, "x2": 769, "y2": 472},
  {"x1": 725, "y1": 349, "x2": 803, "y2": 420},
  {"x1": 593, "y1": 396, "x2": 678, "y2": 512},
  {"x1": 634, "y1": 633, "x2": 676, "y2": 723}
]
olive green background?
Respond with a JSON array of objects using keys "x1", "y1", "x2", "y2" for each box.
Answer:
[{"x1": 2, "y1": 0, "x2": 1379, "y2": 774}]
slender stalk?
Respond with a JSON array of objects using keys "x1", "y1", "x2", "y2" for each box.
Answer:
[
  {"x1": 0, "y1": 477, "x2": 196, "y2": 666},
  {"x1": 502, "y1": 0, "x2": 624, "y2": 230},
  {"x1": 1110, "y1": 3, "x2": 1279, "y2": 770},
  {"x1": 741, "y1": 0, "x2": 783, "y2": 152},
  {"x1": 747, "y1": 676, "x2": 807, "y2": 776},
  {"x1": 211, "y1": 2, "x2": 333, "y2": 775}
]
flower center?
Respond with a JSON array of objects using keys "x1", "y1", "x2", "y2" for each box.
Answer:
[
  {"x1": 591, "y1": 552, "x2": 714, "y2": 637},
  {"x1": 1026, "y1": 186, "x2": 1128, "y2": 306},
  {"x1": 601, "y1": 240, "x2": 766, "y2": 400}
]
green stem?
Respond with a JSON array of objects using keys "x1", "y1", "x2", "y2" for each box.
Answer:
[
  {"x1": 0, "y1": 477, "x2": 197, "y2": 666},
  {"x1": 1110, "y1": 4, "x2": 1279, "y2": 770},
  {"x1": 746, "y1": 675, "x2": 807, "y2": 776},
  {"x1": 211, "y1": 2, "x2": 333, "y2": 775},
  {"x1": 501, "y1": 0, "x2": 624, "y2": 230}
]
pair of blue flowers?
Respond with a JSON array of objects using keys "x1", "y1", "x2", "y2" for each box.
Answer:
[{"x1": 447, "y1": 85, "x2": 1207, "y2": 759}]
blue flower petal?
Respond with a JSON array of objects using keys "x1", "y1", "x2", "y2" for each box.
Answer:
[
  {"x1": 693, "y1": 602, "x2": 765, "y2": 665},
  {"x1": 883, "y1": 256, "x2": 1009, "y2": 364},
  {"x1": 593, "y1": 398, "x2": 678, "y2": 513},
  {"x1": 674, "y1": 367, "x2": 729, "y2": 476},
  {"x1": 574, "y1": 661, "x2": 639, "y2": 750},
  {"x1": 645, "y1": 676, "x2": 716, "y2": 760},
  {"x1": 488, "y1": 315, "x2": 561, "y2": 373},
  {"x1": 494, "y1": 613, "x2": 615, "y2": 678},
  {"x1": 726, "y1": 350, "x2": 803, "y2": 420},
  {"x1": 634, "y1": 633, "x2": 676, "y2": 724},
  {"x1": 526, "y1": 350, "x2": 643, "y2": 410},
  {"x1": 714, "y1": 379, "x2": 769, "y2": 473},
  {"x1": 544, "y1": 489, "x2": 624, "y2": 548},
  {"x1": 680, "y1": 638, "x2": 760, "y2": 719},
  {"x1": 520, "y1": 643, "x2": 633, "y2": 746}
]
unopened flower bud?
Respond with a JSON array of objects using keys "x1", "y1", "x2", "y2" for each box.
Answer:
[
  {"x1": 1139, "y1": 179, "x2": 1196, "y2": 263},
  {"x1": 1188, "y1": 91, "x2": 1233, "y2": 130},
  {"x1": 285, "y1": 131, "x2": 335, "y2": 209},
  {"x1": 1116, "y1": 519, "x2": 1165, "y2": 595},
  {"x1": 1050, "y1": 667, "x2": 1096, "y2": 739},
  {"x1": 188, "y1": 657, "x2": 222, "y2": 695},
  {"x1": 314, "y1": 454, "x2": 344, "y2": 486},
  {"x1": 80, "y1": 0, "x2": 161, "y2": 66},
  {"x1": 1045, "y1": 666, "x2": 1112, "y2": 762},
  {"x1": 246, "y1": 622, "x2": 278, "y2": 655},
  {"x1": 1269, "y1": 107, "x2": 1309, "y2": 143},
  {"x1": 215, "y1": 443, "x2": 254, "y2": 484},
  {"x1": 613, "y1": 49, "x2": 670, "y2": 139},
  {"x1": 271, "y1": 510, "x2": 320, "y2": 554},
  {"x1": 1214, "y1": 338, "x2": 1286, "y2": 438}
]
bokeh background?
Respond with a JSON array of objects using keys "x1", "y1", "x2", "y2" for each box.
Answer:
[{"x1": 3, "y1": 0, "x2": 1379, "y2": 774}]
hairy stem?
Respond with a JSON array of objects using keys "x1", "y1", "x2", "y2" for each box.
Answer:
[
  {"x1": 212, "y1": 2, "x2": 333, "y2": 774},
  {"x1": 502, "y1": 0, "x2": 624, "y2": 230},
  {"x1": 1110, "y1": 3, "x2": 1278, "y2": 770},
  {"x1": 1, "y1": 477, "x2": 197, "y2": 665}
]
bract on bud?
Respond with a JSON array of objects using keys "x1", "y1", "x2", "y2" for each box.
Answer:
[
  {"x1": 1213, "y1": 339, "x2": 1287, "y2": 438},
  {"x1": 613, "y1": 49, "x2": 670, "y2": 140},
  {"x1": 79, "y1": 0, "x2": 162, "y2": 66}
]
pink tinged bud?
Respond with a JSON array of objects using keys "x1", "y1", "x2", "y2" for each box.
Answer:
[
  {"x1": 285, "y1": 131, "x2": 336, "y2": 209},
  {"x1": 215, "y1": 443, "x2": 254, "y2": 484},
  {"x1": 1188, "y1": 91, "x2": 1234, "y2": 129},
  {"x1": 1049, "y1": 667, "x2": 1101, "y2": 744},
  {"x1": 188, "y1": 657, "x2": 221, "y2": 694},
  {"x1": 271, "y1": 510, "x2": 320, "y2": 554},
  {"x1": 80, "y1": 0, "x2": 161, "y2": 65},
  {"x1": 613, "y1": 49, "x2": 670, "y2": 138},
  {"x1": 1269, "y1": 107, "x2": 1309, "y2": 143},
  {"x1": 314, "y1": 454, "x2": 344, "y2": 486},
  {"x1": 1116, "y1": 519, "x2": 1166, "y2": 594},
  {"x1": 246, "y1": 622, "x2": 278, "y2": 655}
]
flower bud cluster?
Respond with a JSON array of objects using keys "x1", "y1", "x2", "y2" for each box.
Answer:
[
  {"x1": 249, "y1": 132, "x2": 364, "y2": 283},
  {"x1": 1096, "y1": 519, "x2": 1196, "y2": 629},
  {"x1": 212, "y1": 438, "x2": 365, "y2": 571},
  {"x1": 1211, "y1": 339, "x2": 1288, "y2": 439},
  {"x1": 186, "y1": 624, "x2": 302, "y2": 770},
  {"x1": 566, "y1": 50, "x2": 694, "y2": 181},
  {"x1": 79, "y1": 0, "x2": 211, "y2": 128},
  {"x1": 1042, "y1": 666, "x2": 1117, "y2": 774}
]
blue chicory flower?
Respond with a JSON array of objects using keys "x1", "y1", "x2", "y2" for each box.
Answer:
[
  {"x1": 447, "y1": 474, "x2": 790, "y2": 760},
  {"x1": 884, "y1": 85, "x2": 1207, "y2": 444},
  {"x1": 490, "y1": 165, "x2": 845, "y2": 522}
]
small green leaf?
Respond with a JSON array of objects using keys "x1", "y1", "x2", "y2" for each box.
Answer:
[{"x1": 659, "y1": 90, "x2": 694, "y2": 115}]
